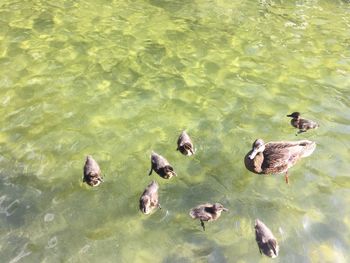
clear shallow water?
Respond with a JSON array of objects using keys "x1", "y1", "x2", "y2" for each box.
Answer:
[{"x1": 0, "y1": 0, "x2": 350, "y2": 262}]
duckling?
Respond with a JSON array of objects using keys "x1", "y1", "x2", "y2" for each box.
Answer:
[
  {"x1": 189, "y1": 203, "x2": 228, "y2": 231},
  {"x1": 287, "y1": 112, "x2": 319, "y2": 134},
  {"x1": 83, "y1": 155, "x2": 103, "y2": 187},
  {"x1": 149, "y1": 151, "x2": 177, "y2": 179},
  {"x1": 139, "y1": 180, "x2": 161, "y2": 215},
  {"x1": 255, "y1": 219, "x2": 279, "y2": 258},
  {"x1": 177, "y1": 130, "x2": 195, "y2": 156},
  {"x1": 244, "y1": 138, "x2": 316, "y2": 184}
]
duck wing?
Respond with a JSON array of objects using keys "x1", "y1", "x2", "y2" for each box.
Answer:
[
  {"x1": 262, "y1": 141, "x2": 310, "y2": 173},
  {"x1": 151, "y1": 152, "x2": 170, "y2": 170},
  {"x1": 302, "y1": 118, "x2": 319, "y2": 129},
  {"x1": 190, "y1": 204, "x2": 212, "y2": 221},
  {"x1": 84, "y1": 159, "x2": 101, "y2": 177}
]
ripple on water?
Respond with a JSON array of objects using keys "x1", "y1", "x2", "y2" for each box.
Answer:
[
  {"x1": 9, "y1": 243, "x2": 31, "y2": 263},
  {"x1": 0, "y1": 196, "x2": 20, "y2": 217},
  {"x1": 46, "y1": 236, "x2": 58, "y2": 249},
  {"x1": 44, "y1": 213, "x2": 55, "y2": 222},
  {"x1": 79, "y1": 244, "x2": 90, "y2": 254}
]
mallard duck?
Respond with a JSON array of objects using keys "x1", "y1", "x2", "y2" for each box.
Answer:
[
  {"x1": 287, "y1": 112, "x2": 319, "y2": 134},
  {"x1": 189, "y1": 203, "x2": 228, "y2": 231},
  {"x1": 177, "y1": 130, "x2": 195, "y2": 156},
  {"x1": 83, "y1": 155, "x2": 103, "y2": 187},
  {"x1": 149, "y1": 151, "x2": 177, "y2": 179},
  {"x1": 244, "y1": 139, "x2": 316, "y2": 183},
  {"x1": 139, "y1": 180, "x2": 161, "y2": 215},
  {"x1": 255, "y1": 219, "x2": 279, "y2": 258}
]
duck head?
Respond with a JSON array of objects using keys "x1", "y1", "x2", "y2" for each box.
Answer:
[
  {"x1": 90, "y1": 177, "x2": 103, "y2": 187},
  {"x1": 287, "y1": 112, "x2": 300, "y2": 118},
  {"x1": 249, "y1": 139, "x2": 265, "y2": 160},
  {"x1": 163, "y1": 166, "x2": 177, "y2": 179},
  {"x1": 179, "y1": 143, "x2": 194, "y2": 156},
  {"x1": 140, "y1": 196, "x2": 152, "y2": 214},
  {"x1": 213, "y1": 203, "x2": 228, "y2": 212}
]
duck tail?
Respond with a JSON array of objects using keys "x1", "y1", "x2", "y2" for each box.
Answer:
[{"x1": 300, "y1": 141, "x2": 316, "y2": 158}]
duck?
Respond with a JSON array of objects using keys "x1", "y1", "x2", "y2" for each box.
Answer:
[
  {"x1": 189, "y1": 203, "x2": 228, "y2": 231},
  {"x1": 176, "y1": 130, "x2": 195, "y2": 156},
  {"x1": 287, "y1": 112, "x2": 319, "y2": 134},
  {"x1": 83, "y1": 155, "x2": 103, "y2": 187},
  {"x1": 244, "y1": 139, "x2": 316, "y2": 183},
  {"x1": 255, "y1": 219, "x2": 279, "y2": 258},
  {"x1": 149, "y1": 151, "x2": 177, "y2": 179},
  {"x1": 139, "y1": 180, "x2": 161, "y2": 215}
]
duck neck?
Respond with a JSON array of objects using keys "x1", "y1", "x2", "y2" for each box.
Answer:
[
  {"x1": 253, "y1": 152, "x2": 264, "y2": 173},
  {"x1": 291, "y1": 117, "x2": 300, "y2": 127}
]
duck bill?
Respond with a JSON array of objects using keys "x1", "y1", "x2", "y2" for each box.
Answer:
[
  {"x1": 222, "y1": 208, "x2": 228, "y2": 212},
  {"x1": 286, "y1": 114, "x2": 292, "y2": 117},
  {"x1": 249, "y1": 149, "x2": 259, "y2": 159}
]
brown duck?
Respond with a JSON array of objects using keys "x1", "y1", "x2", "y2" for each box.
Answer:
[
  {"x1": 83, "y1": 155, "x2": 103, "y2": 187},
  {"x1": 255, "y1": 219, "x2": 279, "y2": 258},
  {"x1": 139, "y1": 180, "x2": 160, "y2": 215},
  {"x1": 177, "y1": 130, "x2": 195, "y2": 156},
  {"x1": 149, "y1": 151, "x2": 177, "y2": 179},
  {"x1": 244, "y1": 139, "x2": 316, "y2": 183},
  {"x1": 287, "y1": 112, "x2": 319, "y2": 134},
  {"x1": 189, "y1": 203, "x2": 228, "y2": 231}
]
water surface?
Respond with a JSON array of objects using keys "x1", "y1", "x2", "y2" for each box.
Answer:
[{"x1": 0, "y1": 0, "x2": 350, "y2": 262}]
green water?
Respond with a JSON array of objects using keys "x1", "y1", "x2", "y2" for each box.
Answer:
[{"x1": 1, "y1": 0, "x2": 350, "y2": 262}]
